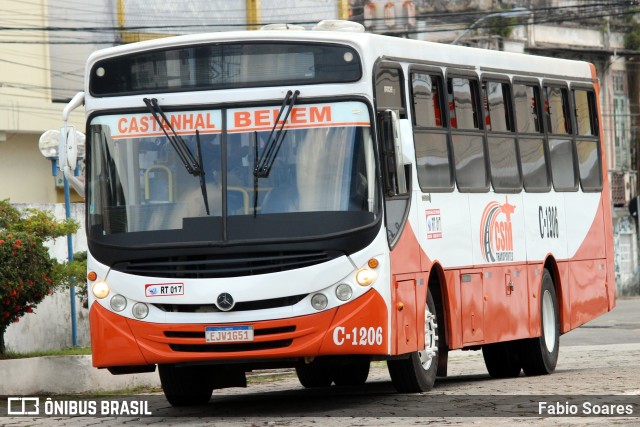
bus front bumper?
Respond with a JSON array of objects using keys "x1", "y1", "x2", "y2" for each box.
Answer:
[{"x1": 89, "y1": 289, "x2": 389, "y2": 369}]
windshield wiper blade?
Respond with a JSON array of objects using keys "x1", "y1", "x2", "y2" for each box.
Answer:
[
  {"x1": 254, "y1": 89, "x2": 300, "y2": 179},
  {"x1": 143, "y1": 98, "x2": 210, "y2": 215},
  {"x1": 143, "y1": 98, "x2": 202, "y2": 176},
  {"x1": 195, "y1": 130, "x2": 210, "y2": 215}
]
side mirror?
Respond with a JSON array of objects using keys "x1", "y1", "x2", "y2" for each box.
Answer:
[
  {"x1": 380, "y1": 110, "x2": 407, "y2": 196},
  {"x1": 60, "y1": 126, "x2": 85, "y2": 171}
]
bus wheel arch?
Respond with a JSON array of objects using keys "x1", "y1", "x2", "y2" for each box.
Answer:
[
  {"x1": 543, "y1": 256, "x2": 565, "y2": 333},
  {"x1": 428, "y1": 264, "x2": 449, "y2": 378}
]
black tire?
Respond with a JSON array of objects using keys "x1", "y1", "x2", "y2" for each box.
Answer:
[
  {"x1": 295, "y1": 361, "x2": 333, "y2": 388},
  {"x1": 482, "y1": 341, "x2": 522, "y2": 378},
  {"x1": 158, "y1": 364, "x2": 214, "y2": 407},
  {"x1": 519, "y1": 268, "x2": 560, "y2": 376},
  {"x1": 387, "y1": 288, "x2": 439, "y2": 392},
  {"x1": 331, "y1": 358, "x2": 370, "y2": 386}
]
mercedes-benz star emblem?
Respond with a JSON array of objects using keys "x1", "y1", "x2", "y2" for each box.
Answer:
[{"x1": 216, "y1": 292, "x2": 235, "y2": 311}]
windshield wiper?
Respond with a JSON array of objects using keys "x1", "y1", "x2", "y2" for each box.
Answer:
[
  {"x1": 143, "y1": 98, "x2": 210, "y2": 215},
  {"x1": 254, "y1": 90, "x2": 300, "y2": 178}
]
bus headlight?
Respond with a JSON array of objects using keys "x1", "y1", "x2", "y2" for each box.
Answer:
[
  {"x1": 355, "y1": 268, "x2": 377, "y2": 286},
  {"x1": 92, "y1": 281, "x2": 110, "y2": 299},
  {"x1": 335, "y1": 283, "x2": 353, "y2": 301},
  {"x1": 132, "y1": 303, "x2": 149, "y2": 319},
  {"x1": 311, "y1": 293, "x2": 328, "y2": 311},
  {"x1": 109, "y1": 294, "x2": 127, "y2": 312}
]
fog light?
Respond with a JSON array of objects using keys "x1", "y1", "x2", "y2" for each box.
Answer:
[
  {"x1": 132, "y1": 302, "x2": 149, "y2": 319},
  {"x1": 335, "y1": 284, "x2": 353, "y2": 301},
  {"x1": 110, "y1": 294, "x2": 127, "y2": 312},
  {"x1": 311, "y1": 293, "x2": 328, "y2": 311},
  {"x1": 92, "y1": 281, "x2": 109, "y2": 299},
  {"x1": 355, "y1": 269, "x2": 378, "y2": 286}
]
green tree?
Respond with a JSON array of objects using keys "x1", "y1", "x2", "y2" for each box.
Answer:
[{"x1": 0, "y1": 199, "x2": 79, "y2": 354}]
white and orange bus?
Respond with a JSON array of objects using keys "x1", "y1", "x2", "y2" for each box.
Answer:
[{"x1": 58, "y1": 21, "x2": 615, "y2": 406}]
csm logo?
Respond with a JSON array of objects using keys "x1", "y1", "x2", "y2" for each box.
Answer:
[
  {"x1": 7, "y1": 397, "x2": 40, "y2": 415},
  {"x1": 480, "y1": 197, "x2": 516, "y2": 263}
]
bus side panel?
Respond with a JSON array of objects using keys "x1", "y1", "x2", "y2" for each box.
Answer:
[
  {"x1": 569, "y1": 259, "x2": 608, "y2": 329},
  {"x1": 482, "y1": 265, "x2": 530, "y2": 344},
  {"x1": 565, "y1": 193, "x2": 610, "y2": 329},
  {"x1": 390, "y1": 222, "x2": 422, "y2": 276}
]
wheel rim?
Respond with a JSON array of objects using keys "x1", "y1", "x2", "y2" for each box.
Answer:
[
  {"x1": 542, "y1": 289, "x2": 556, "y2": 352},
  {"x1": 418, "y1": 306, "x2": 438, "y2": 370}
]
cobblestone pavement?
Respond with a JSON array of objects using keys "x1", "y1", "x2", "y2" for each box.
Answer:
[{"x1": 2, "y1": 298, "x2": 639, "y2": 426}]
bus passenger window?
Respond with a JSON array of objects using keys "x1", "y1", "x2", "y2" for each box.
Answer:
[
  {"x1": 411, "y1": 73, "x2": 443, "y2": 128},
  {"x1": 545, "y1": 86, "x2": 571, "y2": 135},
  {"x1": 448, "y1": 77, "x2": 480, "y2": 130},
  {"x1": 549, "y1": 138, "x2": 577, "y2": 191},
  {"x1": 414, "y1": 132, "x2": 452, "y2": 191},
  {"x1": 488, "y1": 137, "x2": 520, "y2": 192},
  {"x1": 376, "y1": 66, "x2": 405, "y2": 115},
  {"x1": 518, "y1": 138, "x2": 550, "y2": 191},
  {"x1": 483, "y1": 81, "x2": 511, "y2": 132},
  {"x1": 574, "y1": 88, "x2": 602, "y2": 191},
  {"x1": 513, "y1": 84, "x2": 541, "y2": 134},
  {"x1": 574, "y1": 89, "x2": 598, "y2": 136},
  {"x1": 452, "y1": 134, "x2": 487, "y2": 191},
  {"x1": 576, "y1": 140, "x2": 602, "y2": 191}
]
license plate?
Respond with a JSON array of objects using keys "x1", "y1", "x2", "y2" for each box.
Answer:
[{"x1": 205, "y1": 326, "x2": 254, "y2": 343}]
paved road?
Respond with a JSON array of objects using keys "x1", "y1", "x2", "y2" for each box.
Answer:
[{"x1": 2, "y1": 298, "x2": 639, "y2": 426}]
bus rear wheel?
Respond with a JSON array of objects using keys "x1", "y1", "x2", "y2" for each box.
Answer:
[
  {"x1": 387, "y1": 288, "x2": 439, "y2": 392},
  {"x1": 519, "y1": 269, "x2": 559, "y2": 375},
  {"x1": 482, "y1": 341, "x2": 522, "y2": 378},
  {"x1": 158, "y1": 364, "x2": 214, "y2": 407}
]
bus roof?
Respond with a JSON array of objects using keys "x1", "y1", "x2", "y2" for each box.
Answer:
[{"x1": 86, "y1": 29, "x2": 594, "y2": 84}]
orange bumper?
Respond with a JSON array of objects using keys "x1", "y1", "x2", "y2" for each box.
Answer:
[{"x1": 90, "y1": 289, "x2": 389, "y2": 368}]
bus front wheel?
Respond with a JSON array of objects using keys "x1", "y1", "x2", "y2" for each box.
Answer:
[
  {"x1": 387, "y1": 288, "x2": 439, "y2": 392},
  {"x1": 158, "y1": 364, "x2": 214, "y2": 406},
  {"x1": 519, "y1": 268, "x2": 560, "y2": 375}
]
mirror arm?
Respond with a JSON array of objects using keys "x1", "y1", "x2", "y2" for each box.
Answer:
[{"x1": 63, "y1": 165, "x2": 85, "y2": 196}]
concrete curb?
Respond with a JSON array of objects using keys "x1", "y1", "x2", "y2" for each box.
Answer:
[
  {"x1": 0, "y1": 355, "x2": 159, "y2": 395},
  {"x1": 0, "y1": 356, "x2": 296, "y2": 396}
]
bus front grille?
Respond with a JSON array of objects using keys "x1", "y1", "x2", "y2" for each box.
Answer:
[
  {"x1": 113, "y1": 251, "x2": 339, "y2": 279},
  {"x1": 152, "y1": 295, "x2": 306, "y2": 313}
]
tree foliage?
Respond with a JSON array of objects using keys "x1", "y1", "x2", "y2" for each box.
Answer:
[{"x1": 0, "y1": 199, "x2": 80, "y2": 354}]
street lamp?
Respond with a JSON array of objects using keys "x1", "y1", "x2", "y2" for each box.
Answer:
[
  {"x1": 38, "y1": 92, "x2": 86, "y2": 347},
  {"x1": 451, "y1": 7, "x2": 531, "y2": 45}
]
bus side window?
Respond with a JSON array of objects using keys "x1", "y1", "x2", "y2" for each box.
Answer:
[
  {"x1": 513, "y1": 82, "x2": 550, "y2": 192},
  {"x1": 449, "y1": 77, "x2": 480, "y2": 130},
  {"x1": 448, "y1": 76, "x2": 488, "y2": 192},
  {"x1": 514, "y1": 83, "x2": 542, "y2": 134},
  {"x1": 375, "y1": 65, "x2": 406, "y2": 118},
  {"x1": 545, "y1": 85, "x2": 571, "y2": 135},
  {"x1": 484, "y1": 80, "x2": 521, "y2": 192},
  {"x1": 574, "y1": 88, "x2": 602, "y2": 191},
  {"x1": 545, "y1": 84, "x2": 577, "y2": 191},
  {"x1": 412, "y1": 72, "x2": 443, "y2": 127},
  {"x1": 410, "y1": 71, "x2": 453, "y2": 191}
]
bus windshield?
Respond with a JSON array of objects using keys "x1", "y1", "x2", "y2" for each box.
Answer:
[{"x1": 87, "y1": 100, "x2": 378, "y2": 246}]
